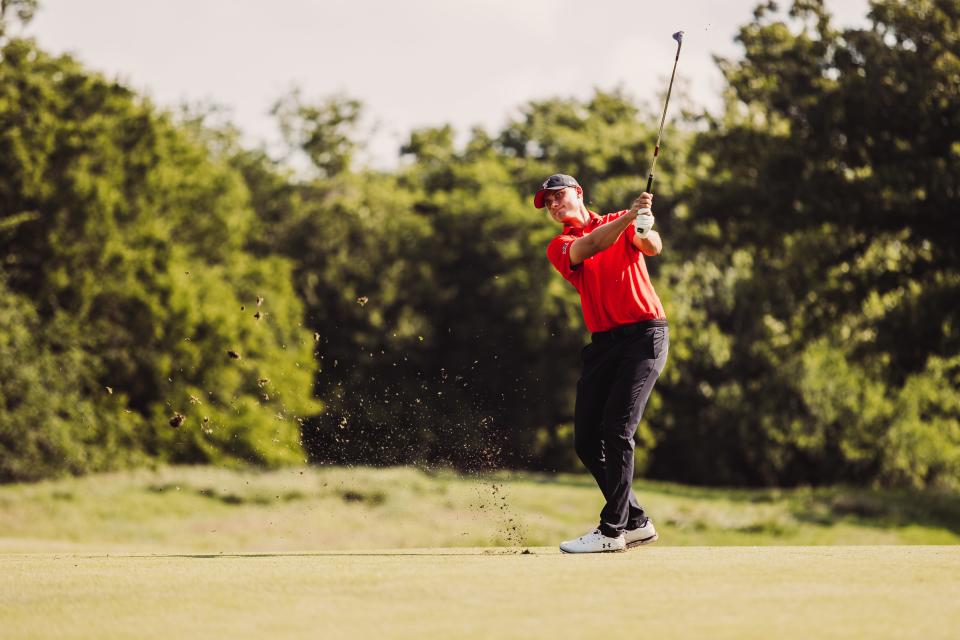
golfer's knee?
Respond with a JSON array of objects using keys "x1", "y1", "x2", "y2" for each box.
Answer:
[{"x1": 603, "y1": 429, "x2": 635, "y2": 452}]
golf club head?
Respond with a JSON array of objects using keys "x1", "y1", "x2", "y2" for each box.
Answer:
[{"x1": 672, "y1": 31, "x2": 684, "y2": 43}]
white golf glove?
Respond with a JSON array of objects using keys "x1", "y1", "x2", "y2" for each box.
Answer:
[{"x1": 634, "y1": 209, "x2": 654, "y2": 239}]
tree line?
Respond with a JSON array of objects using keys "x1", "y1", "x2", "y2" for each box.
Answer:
[{"x1": 1, "y1": 0, "x2": 957, "y2": 488}]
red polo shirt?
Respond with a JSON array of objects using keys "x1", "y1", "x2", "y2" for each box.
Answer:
[{"x1": 546, "y1": 210, "x2": 666, "y2": 333}]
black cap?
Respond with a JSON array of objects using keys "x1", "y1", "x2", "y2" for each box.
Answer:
[{"x1": 533, "y1": 174, "x2": 580, "y2": 209}]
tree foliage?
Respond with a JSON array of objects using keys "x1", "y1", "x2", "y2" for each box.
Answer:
[
  {"x1": 0, "y1": 39, "x2": 317, "y2": 480},
  {"x1": 1, "y1": 0, "x2": 957, "y2": 489},
  {"x1": 650, "y1": 0, "x2": 960, "y2": 487}
]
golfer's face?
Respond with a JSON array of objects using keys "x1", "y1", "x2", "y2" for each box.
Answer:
[{"x1": 545, "y1": 187, "x2": 579, "y2": 222}]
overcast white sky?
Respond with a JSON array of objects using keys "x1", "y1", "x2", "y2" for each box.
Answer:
[{"x1": 26, "y1": 0, "x2": 871, "y2": 166}]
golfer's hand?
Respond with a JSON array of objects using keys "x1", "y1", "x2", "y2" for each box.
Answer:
[
  {"x1": 634, "y1": 212, "x2": 655, "y2": 238},
  {"x1": 631, "y1": 192, "x2": 654, "y2": 238},
  {"x1": 630, "y1": 192, "x2": 653, "y2": 215}
]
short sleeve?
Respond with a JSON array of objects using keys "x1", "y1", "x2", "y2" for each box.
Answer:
[{"x1": 547, "y1": 234, "x2": 582, "y2": 287}]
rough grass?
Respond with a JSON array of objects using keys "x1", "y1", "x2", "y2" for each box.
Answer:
[
  {"x1": 1, "y1": 466, "x2": 959, "y2": 552},
  {"x1": 3, "y1": 547, "x2": 958, "y2": 639}
]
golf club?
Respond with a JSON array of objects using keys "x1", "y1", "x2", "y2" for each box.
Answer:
[
  {"x1": 636, "y1": 30, "x2": 684, "y2": 227},
  {"x1": 647, "y1": 30, "x2": 684, "y2": 195}
]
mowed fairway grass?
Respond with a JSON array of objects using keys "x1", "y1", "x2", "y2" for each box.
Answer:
[
  {"x1": 2, "y1": 467, "x2": 959, "y2": 638},
  {"x1": 3, "y1": 547, "x2": 958, "y2": 639}
]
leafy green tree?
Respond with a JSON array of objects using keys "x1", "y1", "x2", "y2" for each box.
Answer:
[
  {"x1": 0, "y1": 38, "x2": 318, "y2": 479},
  {"x1": 271, "y1": 89, "x2": 364, "y2": 179},
  {"x1": 0, "y1": 279, "x2": 142, "y2": 482},
  {"x1": 651, "y1": 0, "x2": 960, "y2": 487}
]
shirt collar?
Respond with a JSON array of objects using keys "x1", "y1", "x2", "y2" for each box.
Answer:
[{"x1": 563, "y1": 211, "x2": 601, "y2": 235}]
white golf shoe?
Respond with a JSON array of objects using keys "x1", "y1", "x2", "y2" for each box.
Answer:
[
  {"x1": 559, "y1": 528, "x2": 626, "y2": 554},
  {"x1": 624, "y1": 518, "x2": 658, "y2": 548}
]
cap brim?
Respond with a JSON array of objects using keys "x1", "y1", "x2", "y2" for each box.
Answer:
[{"x1": 533, "y1": 187, "x2": 565, "y2": 209}]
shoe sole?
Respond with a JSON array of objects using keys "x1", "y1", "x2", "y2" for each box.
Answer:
[
  {"x1": 559, "y1": 546, "x2": 626, "y2": 554},
  {"x1": 625, "y1": 533, "x2": 659, "y2": 549}
]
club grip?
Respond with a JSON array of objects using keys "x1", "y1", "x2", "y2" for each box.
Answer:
[{"x1": 646, "y1": 174, "x2": 654, "y2": 194}]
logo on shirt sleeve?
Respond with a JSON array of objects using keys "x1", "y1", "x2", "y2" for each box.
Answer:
[{"x1": 561, "y1": 242, "x2": 570, "y2": 255}]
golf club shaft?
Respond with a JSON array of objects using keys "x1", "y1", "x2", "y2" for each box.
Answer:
[{"x1": 645, "y1": 34, "x2": 683, "y2": 195}]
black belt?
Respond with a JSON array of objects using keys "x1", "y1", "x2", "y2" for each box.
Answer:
[{"x1": 592, "y1": 319, "x2": 668, "y2": 342}]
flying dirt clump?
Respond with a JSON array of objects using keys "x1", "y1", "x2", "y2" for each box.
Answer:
[
  {"x1": 490, "y1": 482, "x2": 525, "y2": 546},
  {"x1": 227, "y1": 350, "x2": 242, "y2": 360},
  {"x1": 169, "y1": 413, "x2": 185, "y2": 428},
  {"x1": 466, "y1": 477, "x2": 526, "y2": 547}
]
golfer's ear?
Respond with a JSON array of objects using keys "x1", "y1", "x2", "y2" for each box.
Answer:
[{"x1": 576, "y1": 186, "x2": 584, "y2": 198}]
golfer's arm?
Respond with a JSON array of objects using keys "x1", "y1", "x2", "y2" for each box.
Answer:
[
  {"x1": 569, "y1": 212, "x2": 638, "y2": 265},
  {"x1": 633, "y1": 230, "x2": 662, "y2": 256}
]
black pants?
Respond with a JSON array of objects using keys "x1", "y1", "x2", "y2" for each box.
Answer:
[{"x1": 574, "y1": 321, "x2": 669, "y2": 537}]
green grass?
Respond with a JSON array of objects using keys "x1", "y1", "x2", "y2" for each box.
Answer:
[
  {"x1": 1, "y1": 465, "x2": 959, "y2": 552},
  {"x1": 3, "y1": 468, "x2": 958, "y2": 638},
  {"x1": 3, "y1": 547, "x2": 958, "y2": 639}
]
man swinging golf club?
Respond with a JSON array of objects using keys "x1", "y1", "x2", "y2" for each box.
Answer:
[
  {"x1": 541, "y1": 30, "x2": 683, "y2": 554},
  {"x1": 540, "y1": 175, "x2": 667, "y2": 553}
]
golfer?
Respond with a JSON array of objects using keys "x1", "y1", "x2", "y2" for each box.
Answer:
[{"x1": 538, "y1": 174, "x2": 668, "y2": 553}]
